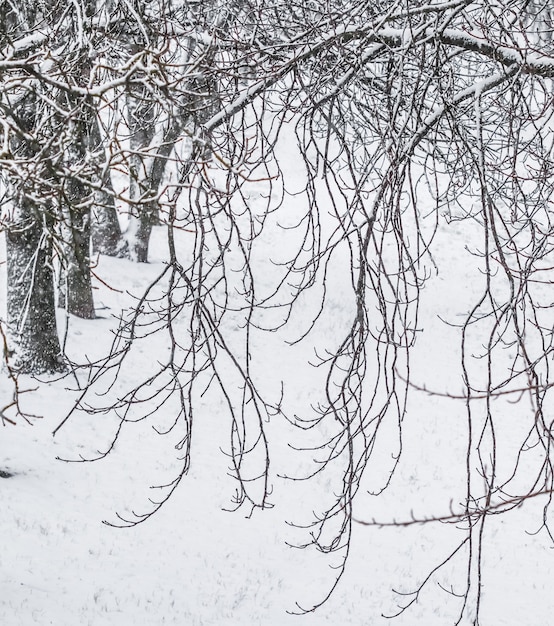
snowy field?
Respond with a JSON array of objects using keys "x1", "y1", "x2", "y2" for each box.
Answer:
[{"x1": 2, "y1": 164, "x2": 554, "y2": 626}]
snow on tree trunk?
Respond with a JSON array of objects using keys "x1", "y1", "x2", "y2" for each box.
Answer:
[
  {"x1": 91, "y1": 193, "x2": 129, "y2": 258},
  {"x1": 89, "y1": 111, "x2": 128, "y2": 258},
  {"x1": 125, "y1": 85, "x2": 157, "y2": 263},
  {"x1": 5, "y1": 201, "x2": 64, "y2": 374},
  {"x1": 125, "y1": 201, "x2": 157, "y2": 263}
]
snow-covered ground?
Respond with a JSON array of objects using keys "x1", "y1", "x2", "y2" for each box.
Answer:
[{"x1": 2, "y1": 165, "x2": 554, "y2": 626}]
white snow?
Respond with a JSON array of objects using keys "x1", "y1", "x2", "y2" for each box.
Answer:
[{"x1": 2, "y1": 148, "x2": 554, "y2": 626}]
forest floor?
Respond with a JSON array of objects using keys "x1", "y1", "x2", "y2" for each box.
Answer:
[{"x1": 1, "y1": 169, "x2": 554, "y2": 625}]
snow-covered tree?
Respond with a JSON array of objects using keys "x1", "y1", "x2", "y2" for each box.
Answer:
[
  {"x1": 3, "y1": 1, "x2": 554, "y2": 622},
  {"x1": 1, "y1": 1, "x2": 67, "y2": 372}
]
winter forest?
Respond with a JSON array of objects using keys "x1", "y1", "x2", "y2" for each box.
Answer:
[{"x1": 2, "y1": 0, "x2": 554, "y2": 624}]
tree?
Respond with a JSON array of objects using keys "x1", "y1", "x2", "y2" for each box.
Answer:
[
  {"x1": 1, "y1": 2, "x2": 66, "y2": 372},
  {"x1": 89, "y1": 112, "x2": 128, "y2": 259},
  {"x1": 1, "y1": 0, "x2": 125, "y2": 371},
  {"x1": 3, "y1": 0, "x2": 554, "y2": 624}
]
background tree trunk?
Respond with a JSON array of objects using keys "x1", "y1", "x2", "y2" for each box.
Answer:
[
  {"x1": 58, "y1": 201, "x2": 96, "y2": 320},
  {"x1": 57, "y1": 113, "x2": 96, "y2": 320},
  {"x1": 124, "y1": 199, "x2": 157, "y2": 263},
  {"x1": 92, "y1": 188, "x2": 129, "y2": 258},
  {"x1": 90, "y1": 112, "x2": 128, "y2": 258},
  {"x1": 126, "y1": 86, "x2": 157, "y2": 262}
]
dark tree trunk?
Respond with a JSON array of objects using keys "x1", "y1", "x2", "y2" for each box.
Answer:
[
  {"x1": 6, "y1": 202, "x2": 64, "y2": 373},
  {"x1": 56, "y1": 0, "x2": 103, "y2": 316},
  {"x1": 59, "y1": 202, "x2": 96, "y2": 319},
  {"x1": 57, "y1": 114, "x2": 96, "y2": 320},
  {"x1": 2, "y1": 34, "x2": 64, "y2": 373}
]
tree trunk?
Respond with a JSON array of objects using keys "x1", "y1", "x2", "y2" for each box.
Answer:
[
  {"x1": 5, "y1": 202, "x2": 64, "y2": 373},
  {"x1": 57, "y1": 116, "x2": 96, "y2": 320},
  {"x1": 125, "y1": 103, "x2": 188, "y2": 262},
  {"x1": 2, "y1": 51, "x2": 64, "y2": 372},
  {"x1": 92, "y1": 192, "x2": 128, "y2": 258},
  {"x1": 90, "y1": 113, "x2": 128, "y2": 258},
  {"x1": 58, "y1": 201, "x2": 96, "y2": 319},
  {"x1": 125, "y1": 200, "x2": 157, "y2": 263},
  {"x1": 125, "y1": 85, "x2": 158, "y2": 262}
]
